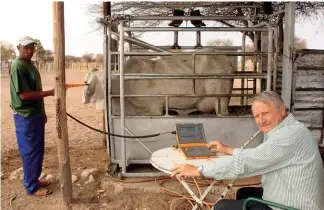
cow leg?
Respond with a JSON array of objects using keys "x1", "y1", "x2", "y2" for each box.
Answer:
[
  {"x1": 208, "y1": 97, "x2": 229, "y2": 116},
  {"x1": 196, "y1": 97, "x2": 216, "y2": 114},
  {"x1": 219, "y1": 97, "x2": 230, "y2": 115}
]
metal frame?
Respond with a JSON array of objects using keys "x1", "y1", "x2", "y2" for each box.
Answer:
[
  {"x1": 123, "y1": 27, "x2": 268, "y2": 32},
  {"x1": 128, "y1": 16, "x2": 251, "y2": 21},
  {"x1": 120, "y1": 4, "x2": 258, "y2": 9},
  {"x1": 108, "y1": 20, "x2": 271, "y2": 176},
  {"x1": 99, "y1": 2, "x2": 296, "y2": 177}
]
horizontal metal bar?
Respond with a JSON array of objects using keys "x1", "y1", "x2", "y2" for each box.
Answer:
[
  {"x1": 124, "y1": 27, "x2": 268, "y2": 32},
  {"x1": 111, "y1": 94, "x2": 257, "y2": 98},
  {"x1": 111, "y1": 115, "x2": 254, "y2": 119},
  {"x1": 233, "y1": 88, "x2": 256, "y2": 91},
  {"x1": 111, "y1": 73, "x2": 267, "y2": 79},
  {"x1": 121, "y1": 172, "x2": 167, "y2": 177},
  {"x1": 128, "y1": 159, "x2": 151, "y2": 164},
  {"x1": 121, "y1": 4, "x2": 257, "y2": 9},
  {"x1": 129, "y1": 16, "x2": 250, "y2": 21},
  {"x1": 131, "y1": 45, "x2": 242, "y2": 50},
  {"x1": 111, "y1": 52, "x2": 267, "y2": 56}
]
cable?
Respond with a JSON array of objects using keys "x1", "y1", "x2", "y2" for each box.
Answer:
[
  {"x1": 66, "y1": 112, "x2": 174, "y2": 138},
  {"x1": 105, "y1": 171, "x2": 260, "y2": 209}
]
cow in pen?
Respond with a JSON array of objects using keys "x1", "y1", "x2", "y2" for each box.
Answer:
[{"x1": 82, "y1": 48, "x2": 234, "y2": 116}]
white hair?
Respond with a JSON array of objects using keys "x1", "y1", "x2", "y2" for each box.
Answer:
[{"x1": 251, "y1": 91, "x2": 284, "y2": 109}]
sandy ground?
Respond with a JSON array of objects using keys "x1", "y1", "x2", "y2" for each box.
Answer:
[{"x1": 1, "y1": 70, "x2": 261, "y2": 210}]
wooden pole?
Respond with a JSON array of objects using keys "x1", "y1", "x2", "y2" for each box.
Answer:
[
  {"x1": 102, "y1": 1, "x2": 111, "y2": 149},
  {"x1": 53, "y1": 2, "x2": 73, "y2": 206}
]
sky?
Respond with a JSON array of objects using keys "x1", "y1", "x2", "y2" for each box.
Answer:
[{"x1": 1, "y1": 0, "x2": 324, "y2": 57}]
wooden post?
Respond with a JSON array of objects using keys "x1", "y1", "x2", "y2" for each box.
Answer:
[
  {"x1": 53, "y1": 2, "x2": 73, "y2": 206},
  {"x1": 102, "y1": 1, "x2": 111, "y2": 148}
]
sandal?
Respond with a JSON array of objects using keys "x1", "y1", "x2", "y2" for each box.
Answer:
[
  {"x1": 30, "y1": 188, "x2": 52, "y2": 197},
  {"x1": 38, "y1": 180, "x2": 51, "y2": 187}
]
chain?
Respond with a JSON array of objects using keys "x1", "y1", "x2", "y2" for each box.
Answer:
[{"x1": 56, "y1": 98, "x2": 61, "y2": 139}]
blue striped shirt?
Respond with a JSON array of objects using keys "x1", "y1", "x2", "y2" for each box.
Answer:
[{"x1": 202, "y1": 114, "x2": 324, "y2": 210}]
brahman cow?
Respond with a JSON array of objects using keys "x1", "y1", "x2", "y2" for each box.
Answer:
[{"x1": 82, "y1": 48, "x2": 234, "y2": 116}]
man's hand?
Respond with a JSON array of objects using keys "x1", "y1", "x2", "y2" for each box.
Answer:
[
  {"x1": 207, "y1": 141, "x2": 233, "y2": 155},
  {"x1": 171, "y1": 164, "x2": 200, "y2": 178},
  {"x1": 20, "y1": 89, "x2": 55, "y2": 100},
  {"x1": 49, "y1": 89, "x2": 54, "y2": 96}
]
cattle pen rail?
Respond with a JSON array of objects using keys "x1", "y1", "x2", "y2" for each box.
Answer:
[{"x1": 98, "y1": 2, "x2": 296, "y2": 177}]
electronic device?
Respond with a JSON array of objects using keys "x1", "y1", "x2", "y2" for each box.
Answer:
[{"x1": 175, "y1": 123, "x2": 216, "y2": 160}]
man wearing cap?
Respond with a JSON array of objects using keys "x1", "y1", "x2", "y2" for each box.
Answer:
[
  {"x1": 10, "y1": 36, "x2": 54, "y2": 196},
  {"x1": 171, "y1": 91, "x2": 324, "y2": 210}
]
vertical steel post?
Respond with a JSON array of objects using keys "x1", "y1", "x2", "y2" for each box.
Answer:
[
  {"x1": 103, "y1": 1, "x2": 110, "y2": 157},
  {"x1": 172, "y1": 31, "x2": 180, "y2": 49},
  {"x1": 241, "y1": 32, "x2": 246, "y2": 105},
  {"x1": 273, "y1": 27, "x2": 279, "y2": 92},
  {"x1": 119, "y1": 21, "x2": 126, "y2": 173},
  {"x1": 126, "y1": 22, "x2": 132, "y2": 59},
  {"x1": 281, "y1": 2, "x2": 296, "y2": 109},
  {"x1": 252, "y1": 22, "x2": 273, "y2": 91},
  {"x1": 107, "y1": 28, "x2": 114, "y2": 160},
  {"x1": 195, "y1": 31, "x2": 202, "y2": 48}
]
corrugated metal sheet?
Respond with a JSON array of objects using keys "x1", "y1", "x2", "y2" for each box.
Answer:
[
  {"x1": 291, "y1": 51, "x2": 324, "y2": 144},
  {"x1": 293, "y1": 91, "x2": 324, "y2": 109},
  {"x1": 293, "y1": 110, "x2": 323, "y2": 127},
  {"x1": 295, "y1": 71, "x2": 324, "y2": 89}
]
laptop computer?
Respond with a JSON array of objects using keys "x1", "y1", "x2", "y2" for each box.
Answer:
[{"x1": 175, "y1": 123, "x2": 217, "y2": 160}]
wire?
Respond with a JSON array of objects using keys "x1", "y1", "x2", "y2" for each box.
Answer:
[
  {"x1": 105, "y1": 170, "x2": 261, "y2": 209},
  {"x1": 66, "y1": 112, "x2": 174, "y2": 138}
]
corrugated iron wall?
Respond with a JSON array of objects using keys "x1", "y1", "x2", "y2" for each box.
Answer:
[{"x1": 291, "y1": 50, "x2": 324, "y2": 144}]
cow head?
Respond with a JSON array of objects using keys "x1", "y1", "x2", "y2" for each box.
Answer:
[{"x1": 82, "y1": 68, "x2": 103, "y2": 105}]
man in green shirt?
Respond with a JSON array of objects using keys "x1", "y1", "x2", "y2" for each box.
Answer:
[{"x1": 10, "y1": 36, "x2": 54, "y2": 197}]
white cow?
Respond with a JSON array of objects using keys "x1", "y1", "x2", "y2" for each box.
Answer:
[{"x1": 82, "y1": 48, "x2": 234, "y2": 116}]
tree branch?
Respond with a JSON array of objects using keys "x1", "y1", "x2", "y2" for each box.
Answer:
[{"x1": 236, "y1": 8, "x2": 248, "y2": 27}]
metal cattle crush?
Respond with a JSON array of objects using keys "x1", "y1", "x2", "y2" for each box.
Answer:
[{"x1": 97, "y1": 2, "x2": 298, "y2": 177}]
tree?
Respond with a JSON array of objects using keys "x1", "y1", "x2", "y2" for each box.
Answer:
[
  {"x1": 294, "y1": 36, "x2": 307, "y2": 50},
  {"x1": 66, "y1": 55, "x2": 81, "y2": 62},
  {"x1": 43, "y1": 50, "x2": 54, "y2": 62},
  {"x1": 87, "y1": 2, "x2": 324, "y2": 53},
  {"x1": 0, "y1": 41, "x2": 16, "y2": 61},
  {"x1": 95, "y1": 54, "x2": 104, "y2": 63},
  {"x1": 206, "y1": 38, "x2": 234, "y2": 46},
  {"x1": 33, "y1": 39, "x2": 46, "y2": 63},
  {"x1": 82, "y1": 53, "x2": 95, "y2": 62}
]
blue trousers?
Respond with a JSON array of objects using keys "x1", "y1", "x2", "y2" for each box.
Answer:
[{"x1": 13, "y1": 113, "x2": 45, "y2": 194}]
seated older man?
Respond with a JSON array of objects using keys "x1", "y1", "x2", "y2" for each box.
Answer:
[{"x1": 172, "y1": 91, "x2": 324, "y2": 210}]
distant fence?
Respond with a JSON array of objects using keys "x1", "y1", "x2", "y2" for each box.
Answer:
[
  {"x1": 38, "y1": 62, "x2": 104, "y2": 72},
  {"x1": 1, "y1": 61, "x2": 103, "y2": 73}
]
